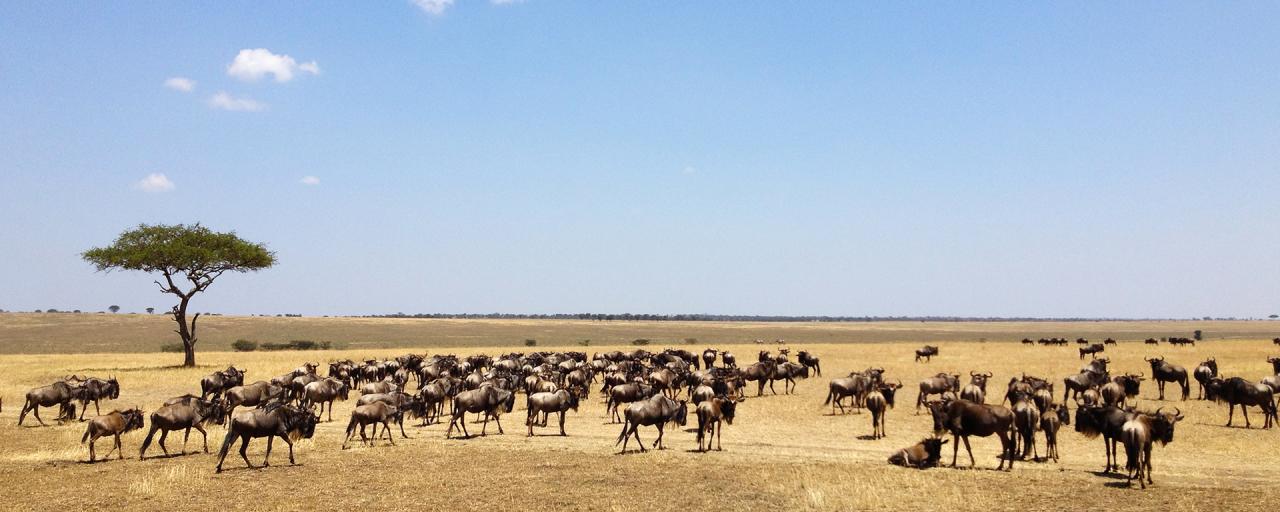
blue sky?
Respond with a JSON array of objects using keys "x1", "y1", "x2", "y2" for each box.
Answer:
[{"x1": 1, "y1": 2, "x2": 1277, "y2": 318}]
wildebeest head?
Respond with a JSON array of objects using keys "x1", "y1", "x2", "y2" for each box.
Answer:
[
  {"x1": 106, "y1": 377, "x2": 121, "y2": 399},
  {"x1": 1150, "y1": 407, "x2": 1183, "y2": 445},
  {"x1": 719, "y1": 396, "x2": 741, "y2": 425},
  {"x1": 969, "y1": 371, "x2": 992, "y2": 391},
  {"x1": 1270, "y1": 357, "x2": 1280, "y2": 375},
  {"x1": 1201, "y1": 358, "x2": 1218, "y2": 374},
  {"x1": 881, "y1": 381, "x2": 903, "y2": 407},
  {"x1": 920, "y1": 437, "x2": 948, "y2": 462},
  {"x1": 121, "y1": 407, "x2": 146, "y2": 432},
  {"x1": 1116, "y1": 373, "x2": 1144, "y2": 397},
  {"x1": 926, "y1": 401, "x2": 950, "y2": 434}
]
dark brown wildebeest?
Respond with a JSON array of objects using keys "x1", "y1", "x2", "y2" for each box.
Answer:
[
  {"x1": 916, "y1": 373, "x2": 960, "y2": 412},
  {"x1": 914, "y1": 345, "x2": 939, "y2": 363},
  {"x1": 1079, "y1": 388, "x2": 1101, "y2": 407},
  {"x1": 614, "y1": 394, "x2": 688, "y2": 453},
  {"x1": 695, "y1": 395, "x2": 740, "y2": 451},
  {"x1": 960, "y1": 371, "x2": 991, "y2": 404},
  {"x1": 1062, "y1": 369, "x2": 1108, "y2": 403},
  {"x1": 1040, "y1": 404, "x2": 1069, "y2": 463},
  {"x1": 865, "y1": 381, "x2": 901, "y2": 439},
  {"x1": 18, "y1": 381, "x2": 79, "y2": 426},
  {"x1": 82, "y1": 408, "x2": 145, "y2": 463},
  {"x1": 721, "y1": 352, "x2": 737, "y2": 368},
  {"x1": 224, "y1": 381, "x2": 285, "y2": 416},
  {"x1": 287, "y1": 373, "x2": 322, "y2": 403},
  {"x1": 526, "y1": 389, "x2": 579, "y2": 436},
  {"x1": 888, "y1": 437, "x2": 948, "y2": 468},
  {"x1": 1080, "y1": 357, "x2": 1110, "y2": 375},
  {"x1": 1011, "y1": 397, "x2": 1040, "y2": 460},
  {"x1": 770, "y1": 362, "x2": 810, "y2": 395},
  {"x1": 926, "y1": 399, "x2": 1016, "y2": 470},
  {"x1": 1145, "y1": 356, "x2": 1189, "y2": 401},
  {"x1": 1205, "y1": 377, "x2": 1277, "y2": 428},
  {"x1": 1193, "y1": 359, "x2": 1218, "y2": 400},
  {"x1": 341, "y1": 402, "x2": 401, "y2": 449},
  {"x1": 446, "y1": 386, "x2": 516, "y2": 438},
  {"x1": 1121, "y1": 407, "x2": 1183, "y2": 489},
  {"x1": 1104, "y1": 338, "x2": 1118, "y2": 345},
  {"x1": 1102, "y1": 373, "x2": 1143, "y2": 408},
  {"x1": 75, "y1": 377, "x2": 121, "y2": 420},
  {"x1": 1021, "y1": 338, "x2": 1034, "y2": 345},
  {"x1": 1076, "y1": 337, "x2": 1089, "y2": 345},
  {"x1": 1269, "y1": 356, "x2": 1280, "y2": 375},
  {"x1": 1074, "y1": 404, "x2": 1134, "y2": 473},
  {"x1": 742, "y1": 360, "x2": 777, "y2": 397},
  {"x1": 360, "y1": 378, "x2": 400, "y2": 396},
  {"x1": 417, "y1": 378, "x2": 455, "y2": 425},
  {"x1": 1145, "y1": 338, "x2": 1159, "y2": 345},
  {"x1": 303, "y1": 378, "x2": 350, "y2": 422},
  {"x1": 1167, "y1": 337, "x2": 1195, "y2": 347},
  {"x1": 214, "y1": 403, "x2": 319, "y2": 473},
  {"x1": 606, "y1": 382, "x2": 656, "y2": 423},
  {"x1": 1079, "y1": 343, "x2": 1105, "y2": 360},
  {"x1": 356, "y1": 391, "x2": 423, "y2": 439},
  {"x1": 701, "y1": 348, "x2": 718, "y2": 369},
  {"x1": 824, "y1": 371, "x2": 877, "y2": 414},
  {"x1": 201, "y1": 366, "x2": 245, "y2": 400},
  {"x1": 140, "y1": 398, "x2": 226, "y2": 459},
  {"x1": 796, "y1": 351, "x2": 821, "y2": 376},
  {"x1": 648, "y1": 368, "x2": 682, "y2": 399}
]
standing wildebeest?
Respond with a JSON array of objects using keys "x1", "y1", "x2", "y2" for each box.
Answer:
[
  {"x1": 824, "y1": 370, "x2": 879, "y2": 414},
  {"x1": 721, "y1": 352, "x2": 737, "y2": 368},
  {"x1": 140, "y1": 398, "x2": 226, "y2": 459},
  {"x1": 1074, "y1": 404, "x2": 1134, "y2": 473},
  {"x1": 356, "y1": 391, "x2": 423, "y2": 439},
  {"x1": 797, "y1": 351, "x2": 821, "y2": 376},
  {"x1": 701, "y1": 349, "x2": 718, "y2": 370},
  {"x1": 914, "y1": 345, "x2": 939, "y2": 363},
  {"x1": 446, "y1": 386, "x2": 515, "y2": 438},
  {"x1": 926, "y1": 399, "x2": 1016, "y2": 470},
  {"x1": 75, "y1": 377, "x2": 121, "y2": 420},
  {"x1": 606, "y1": 382, "x2": 657, "y2": 423},
  {"x1": 888, "y1": 437, "x2": 948, "y2": 468},
  {"x1": 865, "y1": 382, "x2": 901, "y2": 439},
  {"x1": 960, "y1": 371, "x2": 991, "y2": 404},
  {"x1": 214, "y1": 403, "x2": 319, "y2": 473},
  {"x1": 201, "y1": 367, "x2": 245, "y2": 399},
  {"x1": 1104, "y1": 338, "x2": 1118, "y2": 345},
  {"x1": 224, "y1": 381, "x2": 285, "y2": 416},
  {"x1": 527, "y1": 389, "x2": 579, "y2": 436},
  {"x1": 770, "y1": 362, "x2": 810, "y2": 395},
  {"x1": 1145, "y1": 338, "x2": 1159, "y2": 345},
  {"x1": 1205, "y1": 377, "x2": 1277, "y2": 428},
  {"x1": 1145, "y1": 356, "x2": 1189, "y2": 401},
  {"x1": 916, "y1": 373, "x2": 960, "y2": 413},
  {"x1": 1011, "y1": 396, "x2": 1041, "y2": 460},
  {"x1": 341, "y1": 402, "x2": 401, "y2": 448},
  {"x1": 1193, "y1": 358, "x2": 1218, "y2": 400},
  {"x1": 695, "y1": 395, "x2": 740, "y2": 451},
  {"x1": 1079, "y1": 343, "x2": 1105, "y2": 360},
  {"x1": 742, "y1": 360, "x2": 776, "y2": 397},
  {"x1": 1269, "y1": 356, "x2": 1280, "y2": 375},
  {"x1": 1101, "y1": 373, "x2": 1143, "y2": 408},
  {"x1": 18, "y1": 381, "x2": 79, "y2": 426},
  {"x1": 1040, "y1": 404, "x2": 1069, "y2": 463},
  {"x1": 82, "y1": 408, "x2": 145, "y2": 463},
  {"x1": 1120, "y1": 407, "x2": 1183, "y2": 489},
  {"x1": 303, "y1": 378, "x2": 350, "y2": 422},
  {"x1": 615, "y1": 394, "x2": 688, "y2": 453}
]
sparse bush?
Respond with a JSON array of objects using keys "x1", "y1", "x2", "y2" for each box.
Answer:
[
  {"x1": 579, "y1": 339, "x2": 591, "y2": 346},
  {"x1": 684, "y1": 338, "x2": 697, "y2": 345},
  {"x1": 160, "y1": 342, "x2": 184, "y2": 353},
  {"x1": 632, "y1": 338, "x2": 650, "y2": 346},
  {"x1": 524, "y1": 339, "x2": 537, "y2": 347},
  {"x1": 232, "y1": 339, "x2": 258, "y2": 352},
  {"x1": 258, "y1": 340, "x2": 328, "y2": 351}
]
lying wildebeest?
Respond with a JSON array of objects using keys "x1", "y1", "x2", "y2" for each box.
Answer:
[
  {"x1": 1205, "y1": 377, "x2": 1277, "y2": 428},
  {"x1": 1121, "y1": 407, "x2": 1183, "y2": 489},
  {"x1": 695, "y1": 395, "x2": 741, "y2": 452},
  {"x1": 796, "y1": 350, "x2": 821, "y2": 376},
  {"x1": 927, "y1": 399, "x2": 1016, "y2": 470},
  {"x1": 1040, "y1": 404, "x2": 1069, "y2": 463},
  {"x1": 214, "y1": 403, "x2": 319, "y2": 473},
  {"x1": 615, "y1": 394, "x2": 688, "y2": 453},
  {"x1": 74, "y1": 377, "x2": 121, "y2": 420},
  {"x1": 914, "y1": 345, "x2": 939, "y2": 363},
  {"x1": 303, "y1": 378, "x2": 350, "y2": 422},
  {"x1": 18, "y1": 381, "x2": 79, "y2": 426},
  {"x1": 1145, "y1": 356, "x2": 1189, "y2": 401},
  {"x1": 606, "y1": 382, "x2": 657, "y2": 423},
  {"x1": 1193, "y1": 358, "x2": 1218, "y2": 400},
  {"x1": 446, "y1": 386, "x2": 515, "y2": 438},
  {"x1": 82, "y1": 408, "x2": 145, "y2": 463},
  {"x1": 1079, "y1": 343, "x2": 1105, "y2": 360},
  {"x1": 140, "y1": 398, "x2": 226, "y2": 459},
  {"x1": 1076, "y1": 338, "x2": 1089, "y2": 345},
  {"x1": 1075, "y1": 404, "x2": 1134, "y2": 473},
  {"x1": 916, "y1": 373, "x2": 960, "y2": 413},
  {"x1": 201, "y1": 366, "x2": 245, "y2": 400},
  {"x1": 341, "y1": 402, "x2": 402, "y2": 449},
  {"x1": 224, "y1": 381, "x2": 285, "y2": 416},
  {"x1": 527, "y1": 389, "x2": 579, "y2": 436},
  {"x1": 888, "y1": 437, "x2": 948, "y2": 468},
  {"x1": 865, "y1": 381, "x2": 901, "y2": 439}
]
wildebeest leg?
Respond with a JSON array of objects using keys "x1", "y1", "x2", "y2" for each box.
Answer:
[
  {"x1": 716, "y1": 420, "x2": 723, "y2": 451},
  {"x1": 115, "y1": 433, "x2": 124, "y2": 460},
  {"x1": 398, "y1": 416, "x2": 409, "y2": 438},
  {"x1": 951, "y1": 434, "x2": 960, "y2": 467},
  {"x1": 1242, "y1": 404, "x2": 1251, "y2": 428},
  {"x1": 383, "y1": 420, "x2": 395, "y2": 445},
  {"x1": 18, "y1": 400, "x2": 33, "y2": 426},
  {"x1": 1144, "y1": 443, "x2": 1153, "y2": 486},
  {"x1": 195, "y1": 425, "x2": 209, "y2": 453},
  {"x1": 768, "y1": 380, "x2": 776, "y2": 395},
  {"x1": 280, "y1": 434, "x2": 296, "y2": 465},
  {"x1": 158, "y1": 429, "x2": 170, "y2": 456},
  {"x1": 632, "y1": 426, "x2": 645, "y2": 452},
  {"x1": 88, "y1": 435, "x2": 97, "y2": 462},
  {"x1": 962, "y1": 435, "x2": 976, "y2": 468},
  {"x1": 140, "y1": 424, "x2": 159, "y2": 459},
  {"x1": 263, "y1": 435, "x2": 274, "y2": 466},
  {"x1": 494, "y1": 412, "x2": 504, "y2": 434},
  {"x1": 480, "y1": 412, "x2": 489, "y2": 436},
  {"x1": 181, "y1": 428, "x2": 193, "y2": 454},
  {"x1": 558, "y1": 410, "x2": 566, "y2": 436},
  {"x1": 1226, "y1": 403, "x2": 1235, "y2": 426},
  {"x1": 360, "y1": 423, "x2": 370, "y2": 446},
  {"x1": 237, "y1": 435, "x2": 254, "y2": 469},
  {"x1": 655, "y1": 423, "x2": 666, "y2": 449},
  {"x1": 95, "y1": 399, "x2": 102, "y2": 417}
]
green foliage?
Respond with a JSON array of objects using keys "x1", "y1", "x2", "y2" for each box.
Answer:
[
  {"x1": 524, "y1": 339, "x2": 537, "y2": 347},
  {"x1": 231, "y1": 339, "x2": 258, "y2": 352},
  {"x1": 82, "y1": 223, "x2": 276, "y2": 276},
  {"x1": 159, "y1": 342, "x2": 185, "y2": 353},
  {"x1": 108, "y1": 305, "x2": 120, "y2": 313}
]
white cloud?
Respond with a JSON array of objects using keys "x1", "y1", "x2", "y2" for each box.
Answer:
[
  {"x1": 163, "y1": 77, "x2": 196, "y2": 92},
  {"x1": 209, "y1": 91, "x2": 266, "y2": 112},
  {"x1": 226, "y1": 48, "x2": 320, "y2": 83},
  {"x1": 412, "y1": 0, "x2": 454, "y2": 15},
  {"x1": 300, "y1": 176, "x2": 321, "y2": 186},
  {"x1": 136, "y1": 173, "x2": 175, "y2": 192}
]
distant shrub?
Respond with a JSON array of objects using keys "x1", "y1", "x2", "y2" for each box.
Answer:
[
  {"x1": 579, "y1": 339, "x2": 591, "y2": 346},
  {"x1": 232, "y1": 339, "x2": 258, "y2": 352},
  {"x1": 259, "y1": 340, "x2": 328, "y2": 351},
  {"x1": 160, "y1": 342, "x2": 184, "y2": 353},
  {"x1": 524, "y1": 339, "x2": 537, "y2": 347},
  {"x1": 683, "y1": 338, "x2": 698, "y2": 345},
  {"x1": 632, "y1": 338, "x2": 650, "y2": 346}
]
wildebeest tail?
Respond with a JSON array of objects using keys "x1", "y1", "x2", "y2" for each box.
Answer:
[
  {"x1": 823, "y1": 387, "x2": 834, "y2": 406},
  {"x1": 216, "y1": 428, "x2": 237, "y2": 462},
  {"x1": 614, "y1": 418, "x2": 630, "y2": 446},
  {"x1": 81, "y1": 426, "x2": 90, "y2": 444}
]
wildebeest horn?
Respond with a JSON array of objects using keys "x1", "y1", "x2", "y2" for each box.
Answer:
[{"x1": 970, "y1": 371, "x2": 978, "y2": 377}]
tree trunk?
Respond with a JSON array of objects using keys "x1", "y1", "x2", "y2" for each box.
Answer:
[{"x1": 173, "y1": 295, "x2": 196, "y2": 367}]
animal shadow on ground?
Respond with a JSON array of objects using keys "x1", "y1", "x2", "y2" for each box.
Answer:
[{"x1": 855, "y1": 434, "x2": 879, "y2": 441}]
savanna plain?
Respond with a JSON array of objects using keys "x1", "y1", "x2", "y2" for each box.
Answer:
[{"x1": 1, "y1": 314, "x2": 1278, "y2": 511}]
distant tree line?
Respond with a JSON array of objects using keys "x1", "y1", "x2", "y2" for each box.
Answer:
[{"x1": 360, "y1": 312, "x2": 1243, "y2": 322}]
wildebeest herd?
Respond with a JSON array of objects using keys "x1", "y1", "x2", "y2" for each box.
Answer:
[{"x1": 13, "y1": 338, "x2": 1280, "y2": 490}]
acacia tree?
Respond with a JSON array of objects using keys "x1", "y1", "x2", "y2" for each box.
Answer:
[
  {"x1": 108, "y1": 305, "x2": 120, "y2": 313},
  {"x1": 83, "y1": 224, "x2": 275, "y2": 366}
]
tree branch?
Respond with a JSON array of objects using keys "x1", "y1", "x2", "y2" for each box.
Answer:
[{"x1": 189, "y1": 312, "x2": 201, "y2": 345}]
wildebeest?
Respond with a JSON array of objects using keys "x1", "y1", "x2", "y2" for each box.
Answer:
[
  {"x1": 888, "y1": 437, "x2": 948, "y2": 468},
  {"x1": 1104, "y1": 338, "x2": 1118, "y2": 345},
  {"x1": 1269, "y1": 356, "x2": 1280, "y2": 375},
  {"x1": 224, "y1": 381, "x2": 285, "y2": 416},
  {"x1": 1101, "y1": 373, "x2": 1143, "y2": 408},
  {"x1": 1193, "y1": 359, "x2": 1218, "y2": 400},
  {"x1": 303, "y1": 378, "x2": 350, "y2": 422},
  {"x1": 1076, "y1": 337, "x2": 1089, "y2": 345},
  {"x1": 356, "y1": 391, "x2": 423, "y2": 439},
  {"x1": 770, "y1": 362, "x2": 810, "y2": 395},
  {"x1": 526, "y1": 389, "x2": 579, "y2": 436},
  {"x1": 926, "y1": 399, "x2": 1016, "y2": 470},
  {"x1": 1145, "y1": 356, "x2": 1189, "y2": 401},
  {"x1": 1204, "y1": 377, "x2": 1277, "y2": 428},
  {"x1": 741, "y1": 360, "x2": 776, "y2": 397},
  {"x1": 916, "y1": 373, "x2": 960, "y2": 412},
  {"x1": 606, "y1": 382, "x2": 657, "y2": 423},
  {"x1": 701, "y1": 349, "x2": 718, "y2": 369},
  {"x1": 614, "y1": 394, "x2": 688, "y2": 453},
  {"x1": 695, "y1": 395, "x2": 740, "y2": 451},
  {"x1": 914, "y1": 345, "x2": 939, "y2": 363},
  {"x1": 1079, "y1": 343, "x2": 1105, "y2": 360},
  {"x1": 446, "y1": 386, "x2": 516, "y2": 438},
  {"x1": 865, "y1": 382, "x2": 901, "y2": 439},
  {"x1": 721, "y1": 352, "x2": 737, "y2": 368},
  {"x1": 200, "y1": 366, "x2": 245, "y2": 400},
  {"x1": 1040, "y1": 404, "x2": 1069, "y2": 463},
  {"x1": 823, "y1": 368, "x2": 882, "y2": 414},
  {"x1": 796, "y1": 350, "x2": 821, "y2": 376},
  {"x1": 18, "y1": 381, "x2": 79, "y2": 426},
  {"x1": 74, "y1": 377, "x2": 121, "y2": 420},
  {"x1": 82, "y1": 408, "x2": 145, "y2": 463},
  {"x1": 139, "y1": 398, "x2": 226, "y2": 459},
  {"x1": 960, "y1": 371, "x2": 991, "y2": 404},
  {"x1": 1075, "y1": 404, "x2": 1134, "y2": 473},
  {"x1": 214, "y1": 403, "x2": 319, "y2": 473},
  {"x1": 1062, "y1": 369, "x2": 1108, "y2": 403},
  {"x1": 1011, "y1": 397, "x2": 1041, "y2": 460},
  {"x1": 1120, "y1": 407, "x2": 1183, "y2": 489},
  {"x1": 1144, "y1": 338, "x2": 1159, "y2": 345},
  {"x1": 1167, "y1": 337, "x2": 1195, "y2": 346},
  {"x1": 341, "y1": 402, "x2": 402, "y2": 448}
]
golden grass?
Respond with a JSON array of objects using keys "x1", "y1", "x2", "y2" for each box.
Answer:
[{"x1": 0, "y1": 316, "x2": 1278, "y2": 510}]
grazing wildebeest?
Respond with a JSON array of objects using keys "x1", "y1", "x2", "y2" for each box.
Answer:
[
  {"x1": 1104, "y1": 338, "x2": 1118, "y2": 346},
  {"x1": 1011, "y1": 397, "x2": 1041, "y2": 460},
  {"x1": 916, "y1": 373, "x2": 960, "y2": 413},
  {"x1": 1205, "y1": 377, "x2": 1277, "y2": 428},
  {"x1": 888, "y1": 437, "x2": 948, "y2": 468},
  {"x1": 446, "y1": 386, "x2": 516, "y2": 438},
  {"x1": 201, "y1": 367, "x2": 245, "y2": 400},
  {"x1": 1076, "y1": 338, "x2": 1089, "y2": 345},
  {"x1": 526, "y1": 389, "x2": 579, "y2": 436},
  {"x1": 1021, "y1": 338, "x2": 1034, "y2": 345},
  {"x1": 1079, "y1": 343, "x2": 1105, "y2": 360},
  {"x1": 914, "y1": 345, "x2": 939, "y2": 363},
  {"x1": 865, "y1": 382, "x2": 901, "y2": 439},
  {"x1": 1193, "y1": 359, "x2": 1218, "y2": 400},
  {"x1": 701, "y1": 349, "x2": 718, "y2": 370},
  {"x1": 1074, "y1": 404, "x2": 1134, "y2": 473},
  {"x1": 214, "y1": 403, "x2": 319, "y2": 473},
  {"x1": 82, "y1": 408, "x2": 145, "y2": 463},
  {"x1": 1040, "y1": 404, "x2": 1069, "y2": 463},
  {"x1": 18, "y1": 381, "x2": 79, "y2": 426},
  {"x1": 1120, "y1": 407, "x2": 1183, "y2": 489},
  {"x1": 303, "y1": 378, "x2": 350, "y2": 422},
  {"x1": 224, "y1": 381, "x2": 285, "y2": 416},
  {"x1": 614, "y1": 394, "x2": 688, "y2": 453},
  {"x1": 341, "y1": 402, "x2": 402, "y2": 448},
  {"x1": 1145, "y1": 338, "x2": 1159, "y2": 345},
  {"x1": 926, "y1": 399, "x2": 1016, "y2": 470},
  {"x1": 75, "y1": 377, "x2": 121, "y2": 420},
  {"x1": 140, "y1": 398, "x2": 226, "y2": 459},
  {"x1": 797, "y1": 350, "x2": 821, "y2": 376},
  {"x1": 1145, "y1": 356, "x2": 1189, "y2": 401},
  {"x1": 606, "y1": 382, "x2": 657, "y2": 423},
  {"x1": 695, "y1": 395, "x2": 740, "y2": 451},
  {"x1": 824, "y1": 372, "x2": 875, "y2": 414}
]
